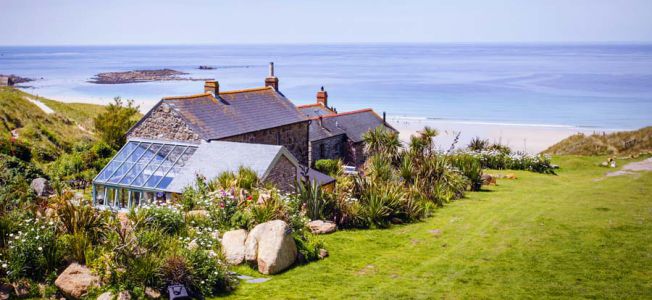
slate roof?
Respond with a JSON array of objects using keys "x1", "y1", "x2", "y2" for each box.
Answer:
[
  {"x1": 312, "y1": 109, "x2": 396, "y2": 143},
  {"x1": 301, "y1": 167, "x2": 336, "y2": 186},
  {"x1": 297, "y1": 103, "x2": 335, "y2": 118},
  {"x1": 159, "y1": 87, "x2": 307, "y2": 140},
  {"x1": 308, "y1": 120, "x2": 346, "y2": 142},
  {"x1": 168, "y1": 140, "x2": 298, "y2": 193}
]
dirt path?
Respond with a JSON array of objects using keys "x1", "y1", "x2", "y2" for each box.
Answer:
[
  {"x1": 606, "y1": 157, "x2": 652, "y2": 177},
  {"x1": 25, "y1": 96, "x2": 55, "y2": 114}
]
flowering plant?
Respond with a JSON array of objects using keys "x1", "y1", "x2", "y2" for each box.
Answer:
[{"x1": 2, "y1": 217, "x2": 60, "y2": 281}]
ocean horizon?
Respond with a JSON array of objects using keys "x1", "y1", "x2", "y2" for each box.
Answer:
[{"x1": 2, "y1": 43, "x2": 651, "y2": 130}]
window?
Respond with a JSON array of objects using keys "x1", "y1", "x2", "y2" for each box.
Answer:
[
  {"x1": 131, "y1": 191, "x2": 142, "y2": 207},
  {"x1": 95, "y1": 185, "x2": 106, "y2": 205},
  {"x1": 319, "y1": 143, "x2": 326, "y2": 159},
  {"x1": 94, "y1": 141, "x2": 199, "y2": 196},
  {"x1": 276, "y1": 132, "x2": 281, "y2": 144}
]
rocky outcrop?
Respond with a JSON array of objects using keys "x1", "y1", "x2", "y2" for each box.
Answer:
[
  {"x1": 30, "y1": 178, "x2": 53, "y2": 197},
  {"x1": 55, "y1": 263, "x2": 99, "y2": 299},
  {"x1": 89, "y1": 69, "x2": 208, "y2": 84},
  {"x1": 244, "y1": 220, "x2": 297, "y2": 275},
  {"x1": 308, "y1": 220, "x2": 336, "y2": 234},
  {"x1": 222, "y1": 229, "x2": 247, "y2": 265}
]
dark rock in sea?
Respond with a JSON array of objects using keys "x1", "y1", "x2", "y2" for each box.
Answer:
[
  {"x1": 0, "y1": 74, "x2": 35, "y2": 84},
  {"x1": 198, "y1": 65, "x2": 216, "y2": 70},
  {"x1": 89, "y1": 69, "x2": 209, "y2": 84}
]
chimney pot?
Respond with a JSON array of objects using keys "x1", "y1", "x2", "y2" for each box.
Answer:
[
  {"x1": 316, "y1": 86, "x2": 328, "y2": 107},
  {"x1": 265, "y1": 62, "x2": 279, "y2": 91},
  {"x1": 204, "y1": 80, "x2": 219, "y2": 96}
]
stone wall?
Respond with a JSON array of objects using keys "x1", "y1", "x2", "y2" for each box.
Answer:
[
  {"x1": 221, "y1": 122, "x2": 309, "y2": 165},
  {"x1": 345, "y1": 141, "x2": 367, "y2": 167},
  {"x1": 264, "y1": 155, "x2": 297, "y2": 193},
  {"x1": 128, "y1": 103, "x2": 200, "y2": 143},
  {"x1": 309, "y1": 135, "x2": 347, "y2": 166}
]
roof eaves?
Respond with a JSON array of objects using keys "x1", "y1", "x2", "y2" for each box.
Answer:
[
  {"x1": 218, "y1": 86, "x2": 271, "y2": 95},
  {"x1": 308, "y1": 108, "x2": 374, "y2": 120}
]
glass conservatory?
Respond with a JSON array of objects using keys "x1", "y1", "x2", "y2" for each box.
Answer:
[{"x1": 92, "y1": 140, "x2": 197, "y2": 211}]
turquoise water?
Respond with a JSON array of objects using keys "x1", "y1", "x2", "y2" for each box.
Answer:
[{"x1": 1, "y1": 44, "x2": 651, "y2": 129}]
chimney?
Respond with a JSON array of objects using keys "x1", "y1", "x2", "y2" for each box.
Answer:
[
  {"x1": 265, "y1": 62, "x2": 279, "y2": 91},
  {"x1": 316, "y1": 86, "x2": 328, "y2": 107},
  {"x1": 204, "y1": 80, "x2": 219, "y2": 96}
]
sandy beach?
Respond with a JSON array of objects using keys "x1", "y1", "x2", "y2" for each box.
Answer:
[{"x1": 387, "y1": 116, "x2": 615, "y2": 154}]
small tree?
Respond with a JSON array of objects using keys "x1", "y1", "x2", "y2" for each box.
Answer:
[{"x1": 93, "y1": 97, "x2": 139, "y2": 149}]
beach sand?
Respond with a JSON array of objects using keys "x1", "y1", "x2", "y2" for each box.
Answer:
[{"x1": 387, "y1": 117, "x2": 614, "y2": 154}]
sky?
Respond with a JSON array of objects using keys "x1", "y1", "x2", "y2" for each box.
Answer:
[{"x1": 1, "y1": 0, "x2": 652, "y2": 45}]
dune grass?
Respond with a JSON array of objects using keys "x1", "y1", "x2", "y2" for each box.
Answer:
[
  {"x1": 543, "y1": 127, "x2": 652, "y2": 156},
  {"x1": 222, "y1": 155, "x2": 652, "y2": 299}
]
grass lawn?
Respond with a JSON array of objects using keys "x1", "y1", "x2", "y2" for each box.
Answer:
[{"x1": 222, "y1": 155, "x2": 652, "y2": 299}]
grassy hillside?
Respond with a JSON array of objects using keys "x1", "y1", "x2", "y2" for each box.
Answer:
[
  {"x1": 543, "y1": 127, "x2": 652, "y2": 157},
  {"x1": 222, "y1": 155, "x2": 652, "y2": 299},
  {"x1": 0, "y1": 87, "x2": 104, "y2": 162}
]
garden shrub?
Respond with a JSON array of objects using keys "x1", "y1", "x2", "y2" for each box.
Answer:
[
  {"x1": 0, "y1": 137, "x2": 32, "y2": 162},
  {"x1": 236, "y1": 166, "x2": 259, "y2": 191},
  {"x1": 294, "y1": 232, "x2": 324, "y2": 263},
  {"x1": 314, "y1": 159, "x2": 341, "y2": 176},
  {"x1": 140, "y1": 204, "x2": 185, "y2": 235},
  {"x1": 449, "y1": 153, "x2": 484, "y2": 191}
]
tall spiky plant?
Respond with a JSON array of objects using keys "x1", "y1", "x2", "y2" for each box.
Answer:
[{"x1": 363, "y1": 126, "x2": 402, "y2": 163}]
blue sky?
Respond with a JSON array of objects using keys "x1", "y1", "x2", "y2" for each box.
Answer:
[{"x1": 1, "y1": 0, "x2": 651, "y2": 45}]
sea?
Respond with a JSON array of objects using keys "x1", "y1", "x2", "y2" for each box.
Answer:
[{"x1": 1, "y1": 43, "x2": 651, "y2": 130}]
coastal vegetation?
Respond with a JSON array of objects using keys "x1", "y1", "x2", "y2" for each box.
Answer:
[{"x1": 544, "y1": 126, "x2": 652, "y2": 156}]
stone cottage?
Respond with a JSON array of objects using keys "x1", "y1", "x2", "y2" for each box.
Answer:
[
  {"x1": 93, "y1": 63, "x2": 399, "y2": 210},
  {"x1": 127, "y1": 63, "x2": 310, "y2": 165},
  {"x1": 297, "y1": 87, "x2": 398, "y2": 166}
]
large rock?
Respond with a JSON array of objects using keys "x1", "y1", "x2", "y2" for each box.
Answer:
[
  {"x1": 144, "y1": 287, "x2": 161, "y2": 299},
  {"x1": 30, "y1": 178, "x2": 53, "y2": 197},
  {"x1": 481, "y1": 174, "x2": 496, "y2": 185},
  {"x1": 55, "y1": 263, "x2": 99, "y2": 299},
  {"x1": 0, "y1": 283, "x2": 13, "y2": 300},
  {"x1": 308, "y1": 220, "x2": 336, "y2": 234},
  {"x1": 97, "y1": 292, "x2": 113, "y2": 300},
  {"x1": 99, "y1": 291, "x2": 131, "y2": 300},
  {"x1": 244, "y1": 220, "x2": 297, "y2": 275},
  {"x1": 222, "y1": 229, "x2": 247, "y2": 265}
]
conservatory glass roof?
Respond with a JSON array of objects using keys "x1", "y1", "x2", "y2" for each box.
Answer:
[{"x1": 94, "y1": 140, "x2": 197, "y2": 191}]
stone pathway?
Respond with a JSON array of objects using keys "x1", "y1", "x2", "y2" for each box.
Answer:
[
  {"x1": 606, "y1": 157, "x2": 652, "y2": 177},
  {"x1": 236, "y1": 274, "x2": 271, "y2": 284}
]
